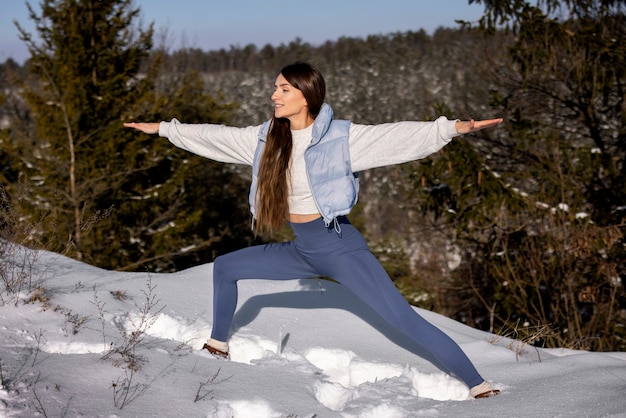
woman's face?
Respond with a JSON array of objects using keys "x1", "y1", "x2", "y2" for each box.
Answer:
[{"x1": 271, "y1": 73, "x2": 310, "y2": 125}]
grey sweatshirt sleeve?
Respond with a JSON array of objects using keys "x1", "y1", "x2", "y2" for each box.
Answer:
[
  {"x1": 158, "y1": 119, "x2": 260, "y2": 166},
  {"x1": 348, "y1": 116, "x2": 460, "y2": 172}
]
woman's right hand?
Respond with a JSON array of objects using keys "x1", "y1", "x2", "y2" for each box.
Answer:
[{"x1": 123, "y1": 122, "x2": 160, "y2": 134}]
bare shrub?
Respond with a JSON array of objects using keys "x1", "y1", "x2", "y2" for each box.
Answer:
[
  {"x1": 489, "y1": 319, "x2": 556, "y2": 363},
  {"x1": 0, "y1": 239, "x2": 46, "y2": 306},
  {"x1": 111, "y1": 367, "x2": 143, "y2": 409},
  {"x1": 0, "y1": 181, "x2": 53, "y2": 305},
  {"x1": 102, "y1": 276, "x2": 164, "y2": 371},
  {"x1": 468, "y1": 213, "x2": 625, "y2": 352},
  {"x1": 194, "y1": 367, "x2": 222, "y2": 403}
]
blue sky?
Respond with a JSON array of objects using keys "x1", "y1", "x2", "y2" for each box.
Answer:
[{"x1": 1, "y1": 1, "x2": 485, "y2": 63}]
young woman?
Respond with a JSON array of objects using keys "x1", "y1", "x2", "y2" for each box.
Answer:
[{"x1": 125, "y1": 62, "x2": 503, "y2": 399}]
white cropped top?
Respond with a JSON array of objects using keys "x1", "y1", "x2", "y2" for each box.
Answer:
[{"x1": 289, "y1": 125, "x2": 317, "y2": 214}]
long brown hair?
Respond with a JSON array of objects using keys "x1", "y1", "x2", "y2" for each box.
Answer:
[{"x1": 255, "y1": 62, "x2": 326, "y2": 236}]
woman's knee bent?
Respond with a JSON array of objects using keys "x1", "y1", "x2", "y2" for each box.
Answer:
[{"x1": 213, "y1": 254, "x2": 239, "y2": 285}]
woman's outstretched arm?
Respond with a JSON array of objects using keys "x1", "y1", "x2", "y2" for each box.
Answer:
[
  {"x1": 349, "y1": 117, "x2": 505, "y2": 172},
  {"x1": 124, "y1": 120, "x2": 259, "y2": 165}
]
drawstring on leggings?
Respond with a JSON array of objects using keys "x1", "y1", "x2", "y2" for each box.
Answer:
[
  {"x1": 323, "y1": 217, "x2": 343, "y2": 236},
  {"x1": 332, "y1": 217, "x2": 342, "y2": 235}
]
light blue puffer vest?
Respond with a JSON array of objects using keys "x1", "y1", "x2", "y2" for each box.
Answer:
[{"x1": 249, "y1": 103, "x2": 359, "y2": 227}]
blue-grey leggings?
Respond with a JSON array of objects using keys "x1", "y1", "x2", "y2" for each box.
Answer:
[{"x1": 210, "y1": 216, "x2": 484, "y2": 388}]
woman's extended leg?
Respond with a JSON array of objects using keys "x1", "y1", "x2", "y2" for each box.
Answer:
[
  {"x1": 326, "y1": 248, "x2": 484, "y2": 387},
  {"x1": 292, "y1": 218, "x2": 485, "y2": 388}
]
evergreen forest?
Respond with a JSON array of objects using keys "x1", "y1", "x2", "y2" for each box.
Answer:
[{"x1": 1, "y1": 0, "x2": 624, "y2": 352}]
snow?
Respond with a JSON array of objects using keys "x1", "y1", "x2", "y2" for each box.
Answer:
[{"x1": 1, "y1": 247, "x2": 626, "y2": 417}]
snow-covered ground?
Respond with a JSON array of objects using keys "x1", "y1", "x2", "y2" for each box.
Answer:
[{"x1": 1, "y1": 246, "x2": 625, "y2": 417}]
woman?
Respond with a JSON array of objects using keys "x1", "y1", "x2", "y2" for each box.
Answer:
[{"x1": 125, "y1": 62, "x2": 503, "y2": 399}]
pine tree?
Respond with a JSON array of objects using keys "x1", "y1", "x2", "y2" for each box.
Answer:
[
  {"x1": 8, "y1": 0, "x2": 253, "y2": 271},
  {"x1": 11, "y1": 0, "x2": 155, "y2": 260}
]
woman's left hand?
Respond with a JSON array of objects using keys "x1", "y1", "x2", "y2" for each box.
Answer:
[{"x1": 455, "y1": 118, "x2": 504, "y2": 135}]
